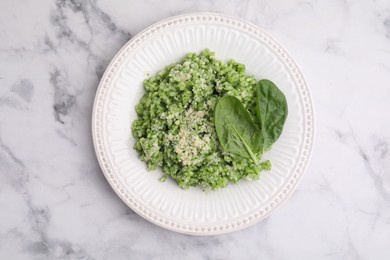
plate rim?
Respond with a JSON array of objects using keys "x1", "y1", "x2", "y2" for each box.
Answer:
[{"x1": 92, "y1": 12, "x2": 315, "y2": 235}]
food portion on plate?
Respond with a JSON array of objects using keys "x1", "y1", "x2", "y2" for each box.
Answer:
[{"x1": 132, "y1": 49, "x2": 288, "y2": 190}]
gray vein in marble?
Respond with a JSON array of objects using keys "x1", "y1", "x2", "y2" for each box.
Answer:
[
  {"x1": 346, "y1": 227, "x2": 363, "y2": 260},
  {"x1": 49, "y1": 68, "x2": 77, "y2": 124},
  {"x1": 0, "y1": 146, "x2": 92, "y2": 258},
  {"x1": 0, "y1": 96, "x2": 26, "y2": 110},
  {"x1": 0, "y1": 137, "x2": 25, "y2": 168},
  {"x1": 335, "y1": 130, "x2": 390, "y2": 204},
  {"x1": 356, "y1": 208, "x2": 382, "y2": 230},
  {"x1": 325, "y1": 38, "x2": 344, "y2": 55},
  {"x1": 44, "y1": 35, "x2": 57, "y2": 53},
  {"x1": 52, "y1": 1, "x2": 93, "y2": 54},
  {"x1": 384, "y1": 17, "x2": 390, "y2": 38},
  {"x1": 55, "y1": 129, "x2": 78, "y2": 146},
  {"x1": 316, "y1": 171, "x2": 347, "y2": 210},
  {"x1": 256, "y1": 221, "x2": 284, "y2": 260},
  {"x1": 0, "y1": 39, "x2": 55, "y2": 56},
  {"x1": 355, "y1": 141, "x2": 390, "y2": 204},
  {"x1": 5, "y1": 178, "x2": 92, "y2": 259},
  {"x1": 5, "y1": 226, "x2": 94, "y2": 259},
  {"x1": 94, "y1": 63, "x2": 107, "y2": 80},
  {"x1": 52, "y1": 0, "x2": 131, "y2": 57},
  {"x1": 0, "y1": 145, "x2": 28, "y2": 197},
  {"x1": 374, "y1": 139, "x2": 388, "y2": 159},
  {"x1": 11, "y1": 79, "x2": 34, "y2": 103}
]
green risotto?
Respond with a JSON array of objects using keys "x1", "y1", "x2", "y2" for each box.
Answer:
[{"x1": 132, "y1": 49, "x2": 273, "y2": 190}]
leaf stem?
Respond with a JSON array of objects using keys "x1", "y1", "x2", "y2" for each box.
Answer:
[{"x1": 242, "y1": 141, "x2": 258, "y2": 164}]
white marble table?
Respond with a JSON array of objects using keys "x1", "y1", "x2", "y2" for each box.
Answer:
[{"x1": 1, "y1": 0, "x2": 389, "y2": 259}]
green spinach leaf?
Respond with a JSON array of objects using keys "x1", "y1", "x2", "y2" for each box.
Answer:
[
  {"x1": 215, "y1": 96, "x2": 262, "y2": 163},
  {"x1": 255, "y1": 79, "x2": 288, "y2": 150}
]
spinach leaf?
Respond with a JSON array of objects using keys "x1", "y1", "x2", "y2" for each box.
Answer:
[
  {"x1": 214, "y1": 96, "x2": 262, "y2": 163},
  {"x1": 255, "y1": 79, "x2": 288, "y2": 150}
]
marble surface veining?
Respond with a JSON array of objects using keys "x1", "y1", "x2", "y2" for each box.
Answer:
[{"x1": 1, "y1": 0, "x2": 390, "y2": 259}]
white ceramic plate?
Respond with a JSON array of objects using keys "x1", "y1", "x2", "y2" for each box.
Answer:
[{"x1": 92, "y1": 13, "x2": 314, "y2": 235}]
